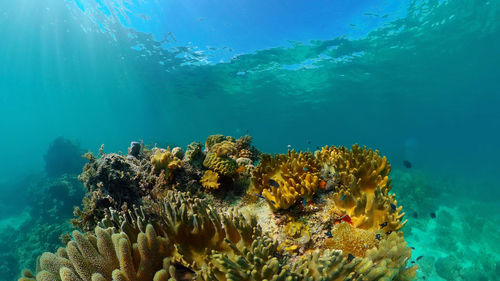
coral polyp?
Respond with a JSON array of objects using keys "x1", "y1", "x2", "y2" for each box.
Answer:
[{"x1": 19, "y1": 136, "x2": 417, "y2": 281}]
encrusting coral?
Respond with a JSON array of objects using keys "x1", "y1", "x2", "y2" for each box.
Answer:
[
  {"x1": 19, "y1": 136, "x2": 417, "y2": 281},
  {"x1": 250, "y1": 150, "x2": 321, "y2": 210}
]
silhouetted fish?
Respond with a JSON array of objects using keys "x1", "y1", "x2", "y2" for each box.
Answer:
[
  {"x1": 268, "y1": 179, "x2": 280, "y2": 188},
  {"x1": 403, "y1": 160, "x2": 412, "y2": 168},
  {"x1": 416, "y1": 256, "x2": 423, "y2": 261},
  {"x1": 347, "y1": 253, "x2": 355, "y2": 262},
  {"x1": 379, "y1": 222, "x2": 388, "y2": 228},
  {"x1": 386, "y1": 230, "x2": 393, "y2": 235},
  {"x1": 430, "y1": 212, "x2": 436, "y2": 218},
  {"x1": 412, "y1": 211, "x2": 418, "y2": 218}
]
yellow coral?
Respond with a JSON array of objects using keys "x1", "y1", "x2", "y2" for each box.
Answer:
[
  {"x1": 151, "y1": 148, "x2": 181, "y2": 173},
  {"x1": 205, "y1": 134, "x2": 227, "y2": 150},
  {"x1": 203, "y1": 152, "x2": 238, "y2": 176},
  {"x1": 200, "y1": 170, "x2": 220, "y2": 190},
  {"x1": 211, "y1": 140, "x2": 237, "y2": 158},
  {"x1": 250, "y1": 150, "x2": 320, "y2": 210},
  {"x1": 324, "y1": 222, "x2": 378, "y2": 257},
  {"x1": 318, "y1": 144, "x2": 406, "y2": 232}
]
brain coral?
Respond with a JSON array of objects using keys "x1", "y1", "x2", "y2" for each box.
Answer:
[
  {"x1": 203, "y1": 152, "x2": 238, "y2": 176},
  {"x1": 250, "y1": 150, "x2": 320, "y2": 210}
]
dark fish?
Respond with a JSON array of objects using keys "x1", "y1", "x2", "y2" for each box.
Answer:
[
  {"x1": 307, "y1": 140, "x2": 311, "y2": 145},
  {"x1": 379, "y1": 222, "x2": 388, "y2": 228},
  {"x1": 412, "y1": 211, "x2": 418, "y2": 218},
  {"x1": 416, "y1": 256, "x2": 423, "y2": 261},
  {"x1": 326, "y1": 231, "x2": 333, "y2": 238},
  {"x1": 430, "y1": 212, "x2": 436, "y2": 219},
  {"x1": 411, "y1": 261, "x2": 415, "y2": 264},
  {"x1": 268, "y1": 179, "x2": 280, "y2": 188},
  {"x1": 385, "y1": 230, "x2": 393, "y2": 235},
  {"x1": 411, "y1": 247, "x2": 415, "y2": 250},
  {"x1": 347, "y1": 253, "x2": 355, "y2": 262},
  {"x1": 375, "y1": 234, "x2": 381, "y2": 240},
  {"x1": 390, "y1": 203, "x2": 396, "y2": 212},
  {"x1": 251, "y1": 193, "x2": 276, "y2": 205},
  {"x1": 403, "y1": 160, "x2": 412, "y2": 168},
  {"x1": 316, "y1": 146, "x2": 321, "y2": 150}
]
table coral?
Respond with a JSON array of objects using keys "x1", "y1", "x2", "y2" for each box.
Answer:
[{"x1": 250, "y1": 150, "x2": 320, "y2": 210}]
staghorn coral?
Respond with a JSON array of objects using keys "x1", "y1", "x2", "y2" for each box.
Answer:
[
  {"x1": 200, "y1": 170, "x2": 220, "y2": 190},
  {"x1": 317, "y1": 145, "x2": 406, "y2": 232},
  {"x1": 203, "y1": 152, "x2": 238, "y2": 177},
  {"x1": 250, "y1": 150, "x2": 321, "y2": 210}
]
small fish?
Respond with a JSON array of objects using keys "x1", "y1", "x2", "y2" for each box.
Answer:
[
  {"x1": 307, "y1": 140, "x2": 311, "y2": 145},
  {"x1": 326, "y1": 231, "x2": 333, "y2": 238},
  {"x1": 430, "y1": 212, "x2": 436, "y2": 219},
  {"x1": 340, "y1": 214, "x2": 353, "y2": 225},
  {"x1": 303, "y1": 167, "x2": 309, "y2": 171},
  {"x1": 403, "y1": 160, "x2": 412, "y2": 168},
  {"x1": 319, "y1": 180, "x2": 327, "y2": 189},
  {"x1": 251, "y1": 193, "x2": 276, "y2": 205},
  {"x1": 410, "y1": 247, "x2": 415, "y2": 250},
  {"x1": 385, "y1": 230, "x2": 393, "y2": 235},
  {"x1": 416, "y1": 256, "x2": 423, "y2": 261},
  {"x1": 412, "y1": 211, "x2": 418, "y2": 218},
  {"x1": 375, "y1": 233, "x2": 381, "y2": 240},
  {"x1": 347, "y1": 253, "x2": 355, "y2": 262},
  {"x1": 379, "y1": 222, "x2": 388, "y2": 228},
  {"x1": 411, "y1": 261, "x2": 415, "y2": 264},
  {"x1": 316, "y1": 146, "x2": 321, "y2": 149},
  {"x1": 268, "y1": 179, "x2": 280, "y2": 188},
  {"x1": 390, "y1": 203, "x2": 396, "y2": 212},
  {"x1": 287, "y1": 144, "x2": 292, "y2": 148},
  {"x1": 236, "y1": 166, "x2": 246, "y2": 173}
]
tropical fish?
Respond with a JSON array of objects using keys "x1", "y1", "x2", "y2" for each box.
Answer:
[
  {"x1": 236, "y1": 166, "x2": 246, "y2": 173},
  {"x1": 339, "y1": 214, "x2": 353, "y2": 225},
  {"x1": 251, "y1": 193, "x2": 276, "y2": 205},
  {"x1": 390, "y1": 203, "x2": 396, "y2": 211},
  {"x1": 379, "y1": 221, "x2": 388, "y2": 228},
  {"x1": 347, "y1": 253, "x2": 355, "y2": 262},
  {"x1": 385, "y1": 230, "x2": 393, "y2": 235},
  {"x1": 268, "y1": 179, "x2": 280, "y2": 188},
  {"x1": 403, "y1": 160, "x2": 412, "y2": 168},
  {"x1": 326, "y1": 231, "x2": 333, "y2": 238},
  {"x1": 319, "y1": 180, "x2": 327, "y2": 189},
  {"x1": 375, "y1": 233, "x2": 381, "y2": 240},
  {"x1": 430, "y1": 212, "x2": 436, "y2": 218}
]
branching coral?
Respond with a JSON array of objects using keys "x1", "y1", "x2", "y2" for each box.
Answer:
[
  {"x1": 250, "y1": 150, "x2": 320, "y2": 210},
  {"x1": 317, "y1": 145, "x2": 406, "y2": 232}
]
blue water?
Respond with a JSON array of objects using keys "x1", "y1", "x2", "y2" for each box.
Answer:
[{"x1": 0, "y1": 0, "x2": 499, "y2": 280}]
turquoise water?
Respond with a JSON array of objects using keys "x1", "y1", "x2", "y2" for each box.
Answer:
[{"x1": 0, "y1": 0, "x2": 499, "y2": 280}]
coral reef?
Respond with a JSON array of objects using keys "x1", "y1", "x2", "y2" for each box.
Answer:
[
  {"x1": 250, "y1": 150, "x2": 320, "y2": 210},
  {"x1": 19, "y1": 137, "x2": 418, "y2": 281}
]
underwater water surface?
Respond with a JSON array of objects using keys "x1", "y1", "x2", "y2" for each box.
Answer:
[{"x1": 0, "y1": 0, "x2": 499, "y2": 280}]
